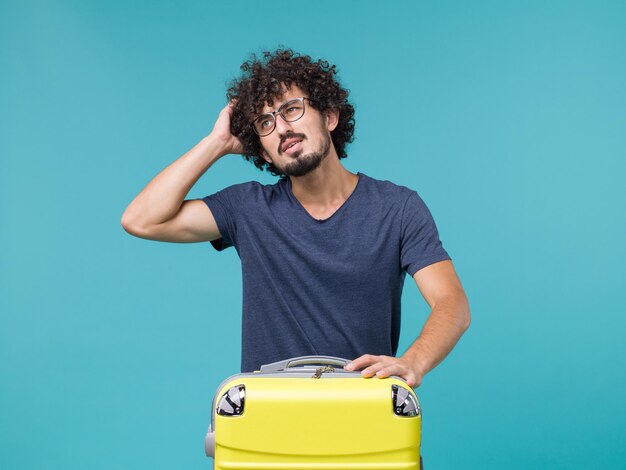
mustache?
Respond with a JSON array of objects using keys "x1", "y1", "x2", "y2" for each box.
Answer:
[{"x1": 278, "y1": 133, "x2": 307, "y2": 155}]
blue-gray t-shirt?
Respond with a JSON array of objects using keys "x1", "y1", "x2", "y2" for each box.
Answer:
[{"x1": 202, "y1": 173, "x2": 450, "y2": 372}]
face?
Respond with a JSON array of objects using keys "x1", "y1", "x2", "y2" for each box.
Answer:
[{"x1": 256, "y1": 86, "x2": 338, "y2": 177}]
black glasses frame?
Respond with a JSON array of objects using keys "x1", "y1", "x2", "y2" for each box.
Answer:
[{"x1": 251, "y1": 97, "x2": 315, "y2": 137}]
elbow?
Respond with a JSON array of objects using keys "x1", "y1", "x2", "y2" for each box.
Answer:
[
  {"x1": 121, "y1": 210, "x2": 146, "y2": 238},
  {"x1": 461, "y1": 295, "x2": 471, "y2": 332}
]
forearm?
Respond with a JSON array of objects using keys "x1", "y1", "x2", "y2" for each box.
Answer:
[
  {"x1": 122, "y1": 134, "x2": 226, "y2": 229},
  {"x1": 401, "y1": 293, "x2": 471, "y2": 378}
]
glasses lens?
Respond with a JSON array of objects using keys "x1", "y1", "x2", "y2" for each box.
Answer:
[
  {"x1": 280, "y1": 99, "x2": 305, "y2": 122},
  {"x1": 254, "y1": 114, "x2": 275, "y2": 136}
]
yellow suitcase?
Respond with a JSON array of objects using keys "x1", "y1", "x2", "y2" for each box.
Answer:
[{"x1": 205, "y1": 355, "x2": 423, "y2": 470}]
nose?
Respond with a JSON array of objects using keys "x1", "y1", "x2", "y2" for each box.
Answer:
[{"x1": 274, "y1": 114, "x2": 294, "y2": 134}]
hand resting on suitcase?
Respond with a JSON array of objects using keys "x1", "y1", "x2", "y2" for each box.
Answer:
[{"x1": 344, "y1": 260, "x2": 470, "y2": 388}]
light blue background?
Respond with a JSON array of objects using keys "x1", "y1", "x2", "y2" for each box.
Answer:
[{"x1": 2, "y1": 1, "x2": 625, "y2": 468}]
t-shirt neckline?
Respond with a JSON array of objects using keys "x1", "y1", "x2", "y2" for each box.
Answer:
[{"x1": 286, "y1": 172, "x2": 364, "y2": 224}]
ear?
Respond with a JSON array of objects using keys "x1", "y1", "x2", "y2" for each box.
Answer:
[
  {"x1": 261, "y1": 149, "x2": 272, "y2": 163},
  {"x1": 325, "y1": 109, "x2": 339, "y2": 132}
]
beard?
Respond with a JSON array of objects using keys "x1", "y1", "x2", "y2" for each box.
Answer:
[{"x1": 279, "y1": 133, "x2": 331, "y2": 177}]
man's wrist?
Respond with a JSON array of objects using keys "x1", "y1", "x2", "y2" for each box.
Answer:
[
  {"x1": 401, "y1": 345, "x2": 431, "y2": 379},
  {"x1": 200, "y1": 133, "x2": 231, "y2": 161}
]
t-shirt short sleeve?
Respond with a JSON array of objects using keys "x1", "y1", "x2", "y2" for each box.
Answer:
[
  {"x1": 400, "y1": 191, "x2": 451, "y2": 276},
  {"x1": 201, "y1": 185, "x2": 241, "y2": 251}
]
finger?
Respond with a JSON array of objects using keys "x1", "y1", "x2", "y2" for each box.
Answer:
[
  {"x1": 374, "y1": 362, "x2": 407, "y2": 379},
  {"x1": 402, "y1": 373, "x2": 421, "y2": 388},
  {"x1": 361, "y1": 361, "x2": 390, "y2": 377},
  {"x1": 344, "y1": 354, "x2": 379, "y2": 371},
  {"x1": 377, "y1": 366, "x2": 420, "y2": 388},
  {"x1": 343, "y1": 355, "x2": 368, "y2": 370}
]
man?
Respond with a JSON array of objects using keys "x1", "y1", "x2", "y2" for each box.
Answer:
[{"x1": 122, "y1": 49, "x2": 470, "y2": 387}]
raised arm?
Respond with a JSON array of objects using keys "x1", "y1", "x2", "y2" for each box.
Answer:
[{"x1": 121, "y1": 102, "x2": 243, "y2": 243}]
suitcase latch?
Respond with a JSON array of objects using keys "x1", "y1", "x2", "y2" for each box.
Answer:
[{"x1": 312, "y1": 365, "x2": 335, "y2": 378}]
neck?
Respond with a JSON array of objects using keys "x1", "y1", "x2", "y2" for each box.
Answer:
[{"x1": 289, "y1": 150, "x2": 358, "y2": 207}]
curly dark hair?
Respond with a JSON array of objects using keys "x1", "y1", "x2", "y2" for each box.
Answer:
[{"x1": 227, "y1": 48, "x2": 356, "y2": 176}]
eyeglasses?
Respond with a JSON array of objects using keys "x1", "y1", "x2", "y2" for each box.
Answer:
[{"x1": 251, "y1": 97, "x2": 314, "y2": 137}]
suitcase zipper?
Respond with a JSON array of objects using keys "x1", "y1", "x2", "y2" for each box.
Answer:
[{"x1": 312, "y1": 365, "x2": 335, "y2": 378}]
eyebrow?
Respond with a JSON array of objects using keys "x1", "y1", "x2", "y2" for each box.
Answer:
[{"x1": 262, "y1": 97, "x2": 297, "y2": 114}]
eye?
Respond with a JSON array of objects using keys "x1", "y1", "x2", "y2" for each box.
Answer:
[
  {"x1": 282, "y1": 102, "x2": 304, "y2": 118},
  {"x1": 257, "y1": 117, "x2": 273, "y2": 129}
]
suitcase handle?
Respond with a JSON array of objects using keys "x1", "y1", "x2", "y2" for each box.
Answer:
[{"x1": 259, "y1": 355, "x2": 351, "y2": 373}]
